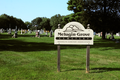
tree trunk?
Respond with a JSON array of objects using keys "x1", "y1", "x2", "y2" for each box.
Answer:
[{"x1": 102, "y1": 0, "x2": 106, "y2": 40}]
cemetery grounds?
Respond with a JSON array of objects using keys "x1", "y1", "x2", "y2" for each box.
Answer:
[{"x1": 0, "y1": 32, "x2": 120, "y2": 80}]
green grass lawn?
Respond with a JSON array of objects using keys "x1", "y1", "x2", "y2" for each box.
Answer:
[{"x1": 0, "y1": 32, "x2": 120, "y2": 80}]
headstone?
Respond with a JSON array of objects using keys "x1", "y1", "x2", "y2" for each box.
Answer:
[
  {"x1": 12, "y1": 26, "x2": 17, "y2": 38},
  {"x1": 109, "y1": 32, "x2": 114, "y2": 39},
  {"x1": 29, "y1": 30, "x2": 32, "y2": 34},
  {"x1": 107, "y1": 33, "x2": 110, "y2": 35},
  {"x1": 28, "y1": 29, "x2": 30, "y2": 32},
  {"x1": 98, "y1": 33, "x2": 101, "y2": 37},
  {"x1": 116, "y1": 32, "x2": 120, "y2": 36},
  {"x1": 93, "y1": 32, "x2": 96, "y2": 38},
  {"x1": 36, "y1": 31, "x2": 38, "y2": 37},
  {"x1": 18, "y1": 29, "x2": 20, "y2": 31},
  {"x1": 46, "y1": 31, "x2": 48, "y2": 36},
  {"x1": 25, "y1": 30, "x2": 27, "y2": 34},
  {"x1": 49, "y1": 30, "x2": 53, "y2": 37},
  {"x1": 35, "y1": 30, "x2": 40, "y2": 38},
  {"x1": 8, "y1": 28, "x2": 11, "y2": 34},
  {"x1": 7, "y1": 28, "x2": 8, "y2": 32},
  {"x1": 21, "y1": 29, "x2": 23, "y2": 34},
  {"x1": 39, "y1": 30, "x2": 41, "y2": 35},
  {"x1": 0, "y1": 29, "x2": 1, "y2": 33},
  {"x1": 105, "y1": 32, "x2": 107, "y2": 39},
  {"x1": 119, "y1": 32, "x2": 120, "y2": 36},
  {"x1": 43, "y1": 30, "x2": 44, "y2": 33},
  {"x1": 40, "y1": 29, "x2": 43, "y2": 34},
  {"x1": 12, "y1": 30, "x2": 17, "y2": 38},
  {"x1": 38, "y1": 30, "x2": 40, "y2": 34},
  {"x1": 100, "y1": 32, "x2": 102, "y2": 37},
  {"x1": 1, "y1": 28, "x2": 3, "y2": 33}
]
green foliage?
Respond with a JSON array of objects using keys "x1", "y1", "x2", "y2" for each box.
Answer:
[
  {"x1": 67, "y1": 0, "x2": 120, "y2": 39},
  {"x1": 30, "y1": 17, "x2": 51, "y2": 31},
  {"x1": 31, "y1": 17, "x2": 42, "y2": 28},
  {"x1": 50, "y1": 14, "x2": 65, "y2": 30},
  {"x1": 40, "y1": 17, "x2": 51, "y2": 31},
  {"x1": 67, "y1": 0, "x2": 84, "y2": 13},
  {"x1": 0, "y1": 14, "x2": 27, "y2": 29},
  {"x1": 24, "y1": 21, "x2": 32, "y2": 29}
]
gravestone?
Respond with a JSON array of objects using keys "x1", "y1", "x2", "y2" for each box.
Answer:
[
  {"x1": 43, "y1": 30, "x2": 44, "y2": 33},
  {"x1": 12, "y1": 26, "x2": 17, "y2": 38},
  {"x1": 38, "y1": 30, "x2": 41, "y2": 34},
  {"x1": 25, "y1": 30, "x2": 27, "y2": 34},
  {"x1": 8, "y1": 28, "x2": 11, "y2": 34},
  {"x1": 36, "y1": 31, "x2": 38, "y2": 37},
  {"x1": 40, "y1": 29, "x2": 43, "y2": 34},
  {"x1": 35, "y1": 30, "x2": 40, "y2": 38},
  {"x1": 21, "y1": 29, "x2": 23, "y2": 34},
  {"x1": 116, "y1": 32, "x2": 120, "y2": 36},
  {"x1": 49, "y1": 30, "x2": 53, "y2": 37},
  {"x1": 29, "y1": 30, "x2": 32, "y2": 34},
  {"x1": 105, "y1": 32, "x2": 107, "y2": 39},
  {"x1": 46, "y1": 31, "x2": 48, "y2": 36},
  {"x1": 109, "y1": 32, "x2": 114, "y2": 39},
  {"x1": 98, "y1": 33, "x2": 101, "y2": 37},
  {"x1": 0, "y1": 28, "x2": 3, "y2": 33},
  {"x1": 38, "y1": 30, "x2": 40, "y2": 34},
  {"x1": 7, "y1": 28, "x2": 8, "y2": 32},
  {"x1": 12, "y1": 30, "x2": 17, "y2": 38},
  {"x1": 0, "y1": 29, "x2": 1, "y2": 33}
]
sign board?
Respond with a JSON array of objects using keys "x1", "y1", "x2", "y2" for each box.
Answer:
[{"x1": 54, "y1": 21, "x2": 94, "y2": 45}]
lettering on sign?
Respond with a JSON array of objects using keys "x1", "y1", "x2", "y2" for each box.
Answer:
[{"x1": 54, "y1": 21, "x2": 94, "y2": 45}]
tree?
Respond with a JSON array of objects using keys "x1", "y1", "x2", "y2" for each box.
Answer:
[
  {"x1": 0, "y1": 14, "x2": 26, "y2": 29},
  {"x1": 24, "y1": 21, "x2": 32, "y2": 29},
  {"x1": 40, "y1": 17, "x2": 51, "y2": 31},
  {"x1": 31, "y1": 17, "x2": 42, "y2": 28},
  {"x1": 67, "y1": 0, "x2": 120, "y2": 39},
  {"x1": 50, "y1": 14, "x2": 64, "y2": 30}
]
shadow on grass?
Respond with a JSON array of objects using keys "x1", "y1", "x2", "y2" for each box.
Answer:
[
  {"x1": 0, "y1": 34, "x2": 120, "y2": 52},
  {"x1": 91, "y1": 67, "x2": 120, "y2": 73},
  {"x1": 0, "y1": 34, "x2": 13, "y2": 39},
  {"x1": 18, "y1": 34, "x2": 50, "y2": 37},
  {"x1": 0, "y1": 33, "x2": 50, "y2": 39},
  {"x1": 61, "y1": 68, "x2": 85, "y2": 72},
  {"x1": 0, "y1": 40, "x2": 57, "y2": 52}
]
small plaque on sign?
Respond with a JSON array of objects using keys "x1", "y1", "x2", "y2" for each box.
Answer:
[{"x1": 54, "y1": 21, "x2": 94, "y2": 45}]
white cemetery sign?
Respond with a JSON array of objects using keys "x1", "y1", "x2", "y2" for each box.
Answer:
[{"x1": 54, "y1": 21, "x2": 94, "y2": 45}]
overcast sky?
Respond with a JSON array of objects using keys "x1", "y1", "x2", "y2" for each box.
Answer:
[{"x1": 0, "y1": 0, "x2": 73, "y2": 22}]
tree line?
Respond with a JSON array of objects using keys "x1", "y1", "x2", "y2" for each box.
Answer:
[
  {"x1": 0, "y1": 14, "x2": 67, "y2": 31},
  {"x1": 0, "y1": 14, "x2": 26, "y2": 29},
  {"x1": 0, "y1": 0, "x2": 120, "y2": 39}
]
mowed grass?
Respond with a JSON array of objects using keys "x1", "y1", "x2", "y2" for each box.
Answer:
[{"x1": 0, "y1": 32, "x2": 120, "y2": 80}]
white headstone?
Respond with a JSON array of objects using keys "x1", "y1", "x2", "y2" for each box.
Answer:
[
  {"x1": 116, "y1": 32, "x2": 120, "y2": 36},
  {"x1": 21, "y1": 29, "x2": 23, "y2": 34}
]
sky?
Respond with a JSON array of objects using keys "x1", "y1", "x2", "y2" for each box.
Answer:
[{"x1": 0, "y1": 0, "x2": 73, "y2": 22}]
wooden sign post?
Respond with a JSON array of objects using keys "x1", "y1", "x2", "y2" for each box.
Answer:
[
  {"x1": 57, "y1": 45, "x2": 60, "y2": 72},
  {"x1": 57, "y1": 24, "x2": 61, "y2": 72},
  {"x1": 86, "y1": 24, "x2": 90, "y2": 73},
  {"x1": 54, "y1": 22, "x2": 93, "y2": 73},
  {"x1": 86, "y1": 45, "x2": 90, "y2": 73}
]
